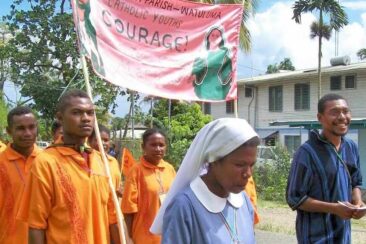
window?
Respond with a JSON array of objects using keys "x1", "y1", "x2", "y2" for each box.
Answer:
[
  {"x1": 345, "y1": 75, "x2": 356, "y2": 89},
  {"x1": 294, "y1": 83, "x2": 310, "y2": 110},
  {"x1": 285, "y1": 135, "x2": 301, "y2": 155},
  {"x1": 203, "y1": 103, "x2": 211, "y2": 114},
  {"x1": 330, "y1": 76, "x2": 341, "y2": 90},
  {"x1": 268, "y1": 86, "x2": 283, "y2": 112},
  {"x1": 226, "y1": 100, "x2": 234, "y2": 114},
  {"x1": 245, "y1": 87, "x2": 253, "y2": 97}
]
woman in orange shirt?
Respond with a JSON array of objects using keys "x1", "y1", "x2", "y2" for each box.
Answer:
[{"x1": 121, "y1": 128, "x2": 176, "y2": 244}]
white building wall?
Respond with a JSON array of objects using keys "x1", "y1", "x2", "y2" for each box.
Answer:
[
  {"x1": 255, "y1": 77, "x2": 318, "y2": 128},
  {"x1": 210, "y1": 85, "x2": 256, "y2": 126}
]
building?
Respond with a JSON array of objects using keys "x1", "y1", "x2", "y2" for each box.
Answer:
[{"x1": 206, "y1": 61, "x2": 366, "y2": 188}]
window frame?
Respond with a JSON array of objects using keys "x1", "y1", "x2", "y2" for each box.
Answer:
[
  {"x1": 284, "y1": 135, "x2": 301, "y2": 155},
  {"x1": 330, "y1": 75, "x2": 342, "y2": 90},
  {"x1": 268, "y1": 85, "x2": 283, "y2": 112},
  {"x1": 203, "y1": 103, "x2": 211, "y2": 114},
  {"x1": 344, "y1": 74, "x2": 356, "y2": 89},
  {"x1": 245, "y1": 87, "x2": 253, "y2": 98},
  {"x1": 226, "y1": 100, "x2": 235, "y2": 114},
  {"x1": 294, "y1": 83, "x2": 310, "y2": 111}
]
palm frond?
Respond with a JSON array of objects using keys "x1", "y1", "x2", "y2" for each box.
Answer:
[
  {"x1": 292, "y1": 0, "x2": 319, "y2": 23},
  {"x1": 310, "y1": 21, "x2": 331, "y2": 40}
]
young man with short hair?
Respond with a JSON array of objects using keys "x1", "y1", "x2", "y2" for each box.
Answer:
[
  {"x1": 18, "y1": 89, "x2": 120, "y2": 244},
  {"x1": 287, "y1": 93, "x2": 366, "y2": 243},
  {"x1": 0, "y1": 106, "x2": 40, "y2": 243}
]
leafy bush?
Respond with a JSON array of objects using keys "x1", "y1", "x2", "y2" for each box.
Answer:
[
  {"x1": 151, "y1": 99, "x2": 212, "y2": 169},
  {"x1": 254, "y1": 145, "x2": 292, "y2": 202}
]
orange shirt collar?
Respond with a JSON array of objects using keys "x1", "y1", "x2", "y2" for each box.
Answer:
[
  {"x1": 5, "y1": 143, "x2": 40, "y2": 161},
  {"x1": 140, "y1": 156, "x2": 166, "y2": 169}
]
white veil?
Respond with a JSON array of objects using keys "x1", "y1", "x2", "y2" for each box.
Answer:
[{"x1": 150, "y1": 118, "x2": 259, "y2": 234}]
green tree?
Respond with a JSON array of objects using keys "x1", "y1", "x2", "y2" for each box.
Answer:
[
  {"x1": 278, "y1": 58, "x2": 295, "y2": 71},
  {"x1": 4, "y1": 0, "x2": 124, "y2": 124},
  {"x1": 0, "y1": 96, "x2": 8, "y2": 139},
  {"x1": 293, "y1": 0, "x2": 348, "y2": 100},
  {"x1": 266, "y1": 58, "x2": 295, "y2": 74},
  {"x1": 357, "y1": 48, "x2": 366, "y2": 60},
  {"x1": 266, "y1": 64, "x2": 279, "y2": 74},
  {"x1": 0, "y1": 23, "x2": 12, "y2": 92},
  {"x1": 151, "y1": 99, "x2": 212, "y2": 168},
  {"x1": 111, "y1": 116, "x2": 125, "y2": 140}
]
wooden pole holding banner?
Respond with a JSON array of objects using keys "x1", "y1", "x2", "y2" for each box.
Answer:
[
  {"x1": 131, "y1": 91, "x2": 135, "y2": 140},
  {"x1": 80, "y1": 56, "x2": 126, "y2": 244}
]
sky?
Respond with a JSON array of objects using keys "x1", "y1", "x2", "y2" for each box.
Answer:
[
  {"x1": 1, "y1": 0, "x2": 366, "y2": 115},
  {"x1": 237, "y1": 0, "x2": 366, "y2": 78}
]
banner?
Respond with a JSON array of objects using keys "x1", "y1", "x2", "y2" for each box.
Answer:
[{"x1": 72, "y1": 0, "x2": 243, "y2": 101}]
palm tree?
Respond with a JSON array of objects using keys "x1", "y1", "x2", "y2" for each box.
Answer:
[
  {"x1": 309, "y1": 21, "x2": 332, "y2": 89},
  {"x1": 292, "y1": 0, "x2": 348, "y2": 100},
  {"x1": 195, "y1": 0, "x2": 258, "y2": 52},
  {"x1": 357, "y1": 48, "x2": 366, "y2": 60}
]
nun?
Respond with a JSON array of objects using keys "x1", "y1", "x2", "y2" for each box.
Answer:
[{"x1": 151, "y1": 118, "x2": 260, "y2": 244}]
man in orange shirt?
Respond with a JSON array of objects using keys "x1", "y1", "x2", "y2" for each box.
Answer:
[
  {"x1": 0, "y1": 106, "x2": 40, "y2": 243},
  {"x1": 89, "y1": 124, "x2": 121, "y2": 196},
  {"x1": 17, "y1": 89, "x2": 120, "y2": 244}
]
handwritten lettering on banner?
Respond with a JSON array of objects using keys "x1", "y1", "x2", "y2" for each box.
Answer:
[{"x1": 72, "y1": 0, "x2": 243, "y2": 101}]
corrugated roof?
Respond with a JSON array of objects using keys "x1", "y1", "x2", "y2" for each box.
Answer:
[{"x1": 239, "y1": 62, "x2": 366, "y2": 85}]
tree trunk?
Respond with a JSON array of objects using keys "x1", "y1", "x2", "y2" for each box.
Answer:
[
  {"x1": 317, "y1": 10, "x2": 323, "y2": 100},
  {"x1": 122, "y1": 100, "x2": 133, "y2": 139}
]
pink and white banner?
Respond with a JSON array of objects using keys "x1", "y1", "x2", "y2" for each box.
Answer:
[{"x1": 72, "y1": 0, "x2": 243, "y2": 101}]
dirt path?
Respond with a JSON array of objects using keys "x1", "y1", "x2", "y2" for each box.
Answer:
[{"x1": 255, "y1": 204, "x2": 366, "y2": 244}]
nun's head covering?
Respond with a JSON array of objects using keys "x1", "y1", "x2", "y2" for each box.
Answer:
[{"x1": 150, "y1": 118, "x2": 259, "y2": 234}]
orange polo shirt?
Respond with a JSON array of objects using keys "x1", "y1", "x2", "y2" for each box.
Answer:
[
  {"x1": 107, "y1": 155, "x2": 121, "y2": 189},
  {"x1": 244, "y1": 176, "x2": 260, "y2": 224},
  {"x1": 0, "y1": 144, "x2": 41, "y2": 244},
  {"x1": 17, "y1": 146, "x2": 117, "y2": 244},
  {"x1": 120, "y1": 148, "x2": 136, "y2": 177},
  {"x1": 121, "y1": 157, "x2": 176, "y2": 244}
]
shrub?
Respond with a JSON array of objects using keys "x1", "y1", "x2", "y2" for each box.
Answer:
[{"x1": 254, "y1": 145, "x2": 292, "y2": 202}]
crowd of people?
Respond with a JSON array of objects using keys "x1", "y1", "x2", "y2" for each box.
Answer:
[{"x1": 0, "y1": 90, "x2": 365, "y2": 244}]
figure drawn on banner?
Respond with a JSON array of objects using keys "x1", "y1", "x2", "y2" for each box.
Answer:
[
  {"x1": 191, "y1": 26, "x2": 233, "y2": 100},
  {"x1": 75, "y1": 0, "x2": 105, "y2": 75}
]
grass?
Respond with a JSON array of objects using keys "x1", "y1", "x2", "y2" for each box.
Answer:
[
  {"x1": 257, "y1": 199, "x2": 288, "y2": 209},
  {"x1": 256, "y1": 223, "x2": 296, "y2": 235},
  {"x1": 256, "y1": 199, "x2": 366, "y2": 244}
]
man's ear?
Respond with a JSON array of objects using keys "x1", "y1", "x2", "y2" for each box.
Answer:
[
  {"x1": 56, "y1": 111, "x2": 63, "y2": 123},
  {"x1": 317, "y1": 113, "x2": 322, "y2": 122}
]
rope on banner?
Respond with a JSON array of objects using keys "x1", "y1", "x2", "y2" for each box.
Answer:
[{"x1": 80, "y1": 56, "x2": 126, "y2": 244}]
